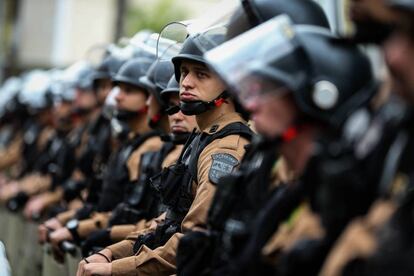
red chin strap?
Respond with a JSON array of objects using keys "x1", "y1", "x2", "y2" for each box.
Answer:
[
  {"x1": 214, "y1": 97, "x2": 229, "y2": 107},
  {"x1": 282, "y1": 126, "x2": 299, "y2": 142},
  {"x1": 138, "y1": 106, "x2": 149, "y2": 115},
  {"x1": 150, "y1": 113, "x2": 162, "y2": 124}
]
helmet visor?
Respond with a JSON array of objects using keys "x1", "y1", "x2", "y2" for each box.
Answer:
[{"x1": 204, "y1": 15, "x2": 305, "y2": 107}]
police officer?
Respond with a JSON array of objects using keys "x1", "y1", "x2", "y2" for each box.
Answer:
[
  {"x1": 77, "y1": 28, "x2": 253, "y2": 276},
  {"x1": 175, "y1": 1, "x2": 331, "y2": 274},
  {"x1": 319, "y1": 1, "x2": 414, "y2": 275},
  {"x1": 196, "y1": 14, "x2": 378, "y2": 275}
]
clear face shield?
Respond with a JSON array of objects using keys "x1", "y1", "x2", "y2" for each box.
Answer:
[{"x1": 204, "y1": 15, "x2": 308, "y2": 108}]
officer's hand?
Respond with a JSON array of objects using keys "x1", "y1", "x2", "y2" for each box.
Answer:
[
  {"x1": 38, "y1": 224, "x2": 49, "y2": 244},
  {"x1": 81, "y1": 263, "x2": 112, "y2": 276},
  {"x1": 50, "y1": 227, "x2": 73, "y2": 249},
  {"x1": 77, "y1": 249, "x2": 112, "y2": 276},
  {"x1": 45, "y1": 218, "x2": 63, "y2": 230},
  {"x1": 0, "y1": 181, "x2": 19, "y2": 202},
  {"x1": 23, "y1": 195, "x2": 46, "y2": 219}
]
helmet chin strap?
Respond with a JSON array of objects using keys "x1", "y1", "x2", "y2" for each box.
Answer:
[
  {"x1": 179, "y1": 91, "x2": 230, "y2": 116},
  {"x1": 115, "y1": 106, "x2": 148, "y2": 121},
  {"x1": 148, "y1": 112, "x2": 163, "y2": 129}
]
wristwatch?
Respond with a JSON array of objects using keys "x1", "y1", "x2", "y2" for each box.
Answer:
[{"x1": 66, "y1": 219, "x2": 81, "y2": 243}]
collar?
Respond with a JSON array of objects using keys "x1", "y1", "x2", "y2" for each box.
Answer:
[{"x1": 199, "y1": 112, "x2": 246, "y2": 135}]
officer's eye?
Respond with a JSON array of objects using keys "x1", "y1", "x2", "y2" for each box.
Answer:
[
  {"x1": 180, "y1": 67, "x2": 189, "y2": 78},
  {"x1": 196, "y1": 71, "x2": 208, "y2": 79}
]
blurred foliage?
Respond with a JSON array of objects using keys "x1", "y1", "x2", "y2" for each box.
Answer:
[{"x1": 125, "y1": 0, "x2": 189, "y2": 36}]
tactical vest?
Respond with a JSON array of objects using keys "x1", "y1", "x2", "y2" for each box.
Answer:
[
  {"x1": 19, "y1": 120, "x2": 44, "y2": 176},
  {"x1": 108, "y1": 142, "x2": 176, "y2": 226},
  {"x1": 78, "y1": 113, "x2": 112, "y2": 178},
  {"x1": 133, "y1": 122, "x2": 253, "y2": 253},
  {"x1": 96, "y1": 130, "x2": 160, "y2": 212}
]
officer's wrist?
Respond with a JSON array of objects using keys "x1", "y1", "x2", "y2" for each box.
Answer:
[
  {"x1": 66, "y1": 219, "x2": 81, "y2": 243},
  {"x1": 101, "y1": 248, "x2": 113, "y2": 259}
]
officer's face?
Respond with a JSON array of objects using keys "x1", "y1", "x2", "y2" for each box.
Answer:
[
  {"x1": 179, "y1": 60, "x2": 226, "y2": 102},
  {"x1": 74, "y1": 89, "x2": 98, "y2": 110},
  {"x1": 146, "y1": 93, "x2": 161, "y2": 121},
  {"x1": 53, "y1": 101, "x2": 73, "y2": 129},
  {"x1": 95, "y1": 78, "x2": 112, "y2": 104},
  {"x1": 384, "y1": 30, "x2": 414, "y2": 103},
  {"x1": 244, "y1": 91, "x2": 298, "y2": 139},
  {"x1": 115, "y1": 83, "x2": 148, "y2": 112},
  {"x1": 168, "y1": 94, "x2": 197, "y2": 134}
]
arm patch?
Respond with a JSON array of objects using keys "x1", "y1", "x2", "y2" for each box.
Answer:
[{"x1": 209, "y1": 153, "x2": 239, "y2": 185}]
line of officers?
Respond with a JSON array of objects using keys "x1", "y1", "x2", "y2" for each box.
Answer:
[{"x1": 0, "y1": 0, "x2": 413, "y2": 275}]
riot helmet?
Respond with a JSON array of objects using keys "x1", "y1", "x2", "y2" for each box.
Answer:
[
  {"x1": 226, "y1": 0, "x2": 330, "y2": 40},
  {"x1": 91, "y1": 55, "x2": 127, "y2": 91},
  {"x1": 205, "y1": 15, "x2": 377, "y2": 130},
  {"x1": 112, "y1": 58, "x2": 153, "y2": 121}
]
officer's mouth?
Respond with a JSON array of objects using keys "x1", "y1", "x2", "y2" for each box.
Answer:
[
  {"x1": 171, "y1": 125, "x2": 188, "y2": 133},
  {"x1": 180, "y1": 92, "x2": 197, "y2": 101}
]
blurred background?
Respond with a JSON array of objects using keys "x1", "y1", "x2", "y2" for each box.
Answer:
[{"x1": 0, "y1": 0, "x2": 381, "y2": 82}]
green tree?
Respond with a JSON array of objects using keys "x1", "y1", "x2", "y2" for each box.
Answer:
[{"x1": 125, "y1": 0, "x2": 189, "y2": 36}]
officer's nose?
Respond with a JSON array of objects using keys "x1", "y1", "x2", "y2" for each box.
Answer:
[
  {"x1": 181, "y1": 73, "x2": 195, "y2": 90},
  {"x1": 243, "y1": 96, "x2": 259, "y2": 114},
  {"x1": 384, "y1": 32, "x2": 408, "y2": 76},
  {"x1": 115, "y1": 89, "x2": 125, "y2": 104}
]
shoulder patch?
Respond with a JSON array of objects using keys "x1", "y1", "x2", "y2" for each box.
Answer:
[{"x1": 209, "y1": 153, "x2": 239, "y2": 184}]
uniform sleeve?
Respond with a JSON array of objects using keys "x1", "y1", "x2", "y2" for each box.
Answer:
[
  {"x1": 19, "y1": 173, "x2": 52, "y2": 195},
  {"x1": 57, "y1": 209, "x2": 77, "y2": 225},
  {"x1": 0, "y1": 137, "x2": 22, "y2": 170},
  {"x1": 320, "y1": 200, "x2": 396, "y2": 276},
  {"x1": 110, "y1": 224, "x2": 138, "y2": 242},
  {"x1": 76, "y1": 212, "x2": 110, "y2": 238},
  {"x1": 108, "y1": 216, "x2": 163, "y2": 259},
  {"x1": 40, "y1": 188, "x2": 64, "y2": 207},
  {"x1": 110, "y1": 135, "x2": 249, "y2": 275},
  {"x1": 111, "y1": 233, "x2": 182, "y2": 276}
]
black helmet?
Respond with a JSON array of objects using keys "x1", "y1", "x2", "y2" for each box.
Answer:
[
  {"x1": 139, "y1": 59, "x2": 175, "y2": 129},
  {"x1": 161, "y1": 76, "x2": 179, "y2": 102},
  {"x1": 205, "y1": 16, "x2": 377, "y2": 129},
  {"x1": 387, "y1": 0, "x2": 414, "y2": 13},
  {"x1": 112, "y1": 58, "x2": 154, "y2": 90},
  {"x1": 161, "y1": 76, "x2": 180, "y2": 115},
  {"x1": 171, "y1": 32, "x2": 226, "y2": 82},
  {"x1": 292, "y1": 27, "x2": 377, "y2": 126},
  {"x1": 139, "y1": 59, "x2": 175, "y2": 109},
  {"x1": 92, "y1": 55, "x2": 127, "y2": 90},
  {"x1": 227, "y1": 0, "x2": 330, "y2": 40}
]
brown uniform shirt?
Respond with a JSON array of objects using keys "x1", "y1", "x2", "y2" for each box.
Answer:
[
  {"x1": 0, "y1": 133, "x2": 23, "y2": 171},
  {"x1": 108, "y1": 112, "x2": 250, "y2": 276}
]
